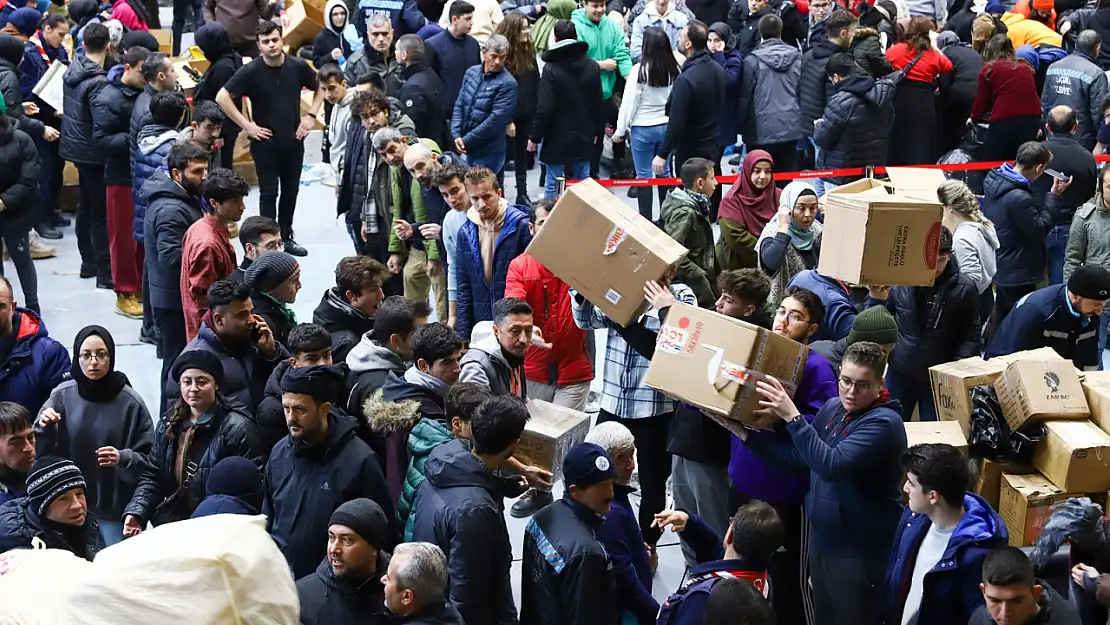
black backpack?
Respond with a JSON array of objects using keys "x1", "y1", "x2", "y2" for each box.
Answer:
[{"x1": 879, "y1": 50, "x2": 926, "y2": 90}]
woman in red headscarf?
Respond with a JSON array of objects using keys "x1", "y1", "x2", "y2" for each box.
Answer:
[{"x1": 716, "y1": 150, "x2": 780, "y2": 271}]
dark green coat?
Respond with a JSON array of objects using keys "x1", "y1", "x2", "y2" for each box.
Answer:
[{"x1": 661, "y1": 188, "x2": 719, "y2": 308}]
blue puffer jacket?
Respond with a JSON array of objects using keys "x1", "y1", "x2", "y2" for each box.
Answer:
[
  {"x1": 0, "y1": 309, "x2": 71, "y2": 416},
  {"x1": 60, "y1": 53, "x2": 108, "y2": 165},
  {"x1": 131, "y1": 124, "x2": 178, "y2": 242},
  {"x1": 455, "y1": 205, "x2": 532, "y2": 341},
  {"x1": 879, "y1": 493, "x2": 1008, "y2": 625},
  {"x1": 0, "y1": 497, "x2": 104, "y2": 559},
  {"x1": 450, "y1": 65, "x2": 517, "y2": 158},
  {"x1": 982, "y1": 164, "x2": 1055, "y2": 287},
  {"x1": 787, "y1": 269, "x2": 857, "y2": 343}
]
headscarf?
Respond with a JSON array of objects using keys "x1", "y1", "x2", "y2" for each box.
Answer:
[
  {"x1": 935, "y1": 30, "x2": 960, "y2": 48},
  {"x1": 708, "y1": 22, "x2": 735, "y2": 52},
  {"x1": 120, "y1": 29, "x2": 158, "y2": 53},
  {"x1": 69, "y1": 0, "x2": 102, "y2": 27},
  {"x1": 780, "y1": 180, "x2": 818, "y2": 251},
  {"x1": 194, "y1": 22, "x2": 235, "y2": 61},
  {"x1": 533, "y1": 0, "x2": 576, "y2": 53},
  {"x1": 8, "y1": 8, "x2": 41, "y2": 37},
  {"x1": 719, "y1": 150, "x2": 781, "y2": 235},
  {"x1": 72, "y1": 326, "x2": 130, "y2": 403}
]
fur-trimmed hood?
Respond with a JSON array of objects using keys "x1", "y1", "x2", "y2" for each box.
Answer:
[{"x1": 364, "y1": 371, "x2": 448, "y2": 435}]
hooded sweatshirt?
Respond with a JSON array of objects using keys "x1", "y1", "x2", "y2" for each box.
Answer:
[
  {"x1": 571, "y1": 7, "x2": 633, "y2": 100},
  {"x1": 468, "y1": 199, "x2": 507, "y2": 287},
  {"x1": 952, "y1": 220, "x2": 1000, "y2": 295},
  {"x1": 459, "y1": 320, "x2": 524, "y2": 397}
]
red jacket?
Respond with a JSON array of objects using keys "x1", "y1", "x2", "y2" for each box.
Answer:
[
  {"x1": 970, "y1": 59, "x2": 1042, "y2": 123},
  {"x1": 504, "y1": 253, "x2": 594, "y2": 387},
  {"x1": 181, "y1": 214, "x2": 237, "y2": 341},
  {"x1": 111, "y1": 0, "x2": 148, "y2": 31},
  {"x1": 885, "y1": 44, "x2": 953, "y2": 83}
]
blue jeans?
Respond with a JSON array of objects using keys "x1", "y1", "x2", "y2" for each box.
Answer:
[
  {"x1": 99, "y1": 519, "x2": 124, "y2": 546},
  {"x1": 1046, "y1": 224, "x2": 1070, "y2": 286},
  {"x1": 543, "y1": 160, "x2": 591, "y2": 198},
  {"x1": 805, "y1": 136, "x2": 826, "y2": 195},
  {"x1": 1100, "y1": 310, "x2": 1110, "y2": 370},
  {"x1": 629, "y1": 123, "x2": 670, "y2": 179},
  {"x1": 885, "y1": 368, "x2": 937, "y2": 422},
  {"x1": 467, "y1": 151, "x2": 506, "y2": 176}
]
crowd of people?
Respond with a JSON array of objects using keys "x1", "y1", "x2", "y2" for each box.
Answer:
[{"x1": 3, "y1": 0, "x2": 1110, "y2": 622}]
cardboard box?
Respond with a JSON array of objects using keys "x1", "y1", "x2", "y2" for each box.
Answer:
[
  {"x1": 300, "y1": 91, "x2": 325, "y2": 130},
  {"x1": 930, "y1": 348, "x2": 1066, "y2": 436},
  {"x1": 974, "y1": 458, "x2": 1035, "y2": 511},
  {"x1": 514, "y1": 400, "x2": 590, "y2": 482},
  {"x1": 233, "y1": 161, "x2": 258, "y2": 186},
  {"x1": 643, "y1": 303, "x2": 808, "y2": 422},
  {"x1": 150, "y1": 29, "x2": 172, "y2": 53},
  {"x1": 526, "y1": 178, "x2": 687, "y2": 326},
  {"x1": 817, "y1": 191, "x2": 944, "y2": 286},
  {"x1": 904, "y1": 421, "x2": 968, "y2": 455},
  {"x1": 1082, "y1": 371, "x2": 1110, "y2": 436},
  {"x1": 885, "y1": 168, "x2": 949, "y2": 203},
  {"x1": 283, "y1": 0, "x2": 326, "y2": 49},
  {"x1": 999, "y1": 473, "x2": 1073, "y2": 546},
  {"x1": 185, "y1": 45, "x2": 211, "y2": 73},
  {"x1": 1033, "y1": 420, "x2": 1110, "y2": 492},
  {"x1": 233, "y1": 133, "x2": 252, "y2": 163},
  {"x1": 62, "y1": 161, "x2": 78, "y2": 187},
  {"x1": 993, "y1": 360, "x2": 1089, "y2": 431}
]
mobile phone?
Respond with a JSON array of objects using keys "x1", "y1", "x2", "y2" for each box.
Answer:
[
  {"x1": 251, "y1": 325, "x2": 262, "y2": 343},
  {"x1": 1044, "y1": 168, "x2": 1070, "y2": 182}
]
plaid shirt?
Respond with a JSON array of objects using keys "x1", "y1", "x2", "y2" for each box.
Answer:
[{"x1": 571, "y1": 284, "x2": 696, "y2": 419}]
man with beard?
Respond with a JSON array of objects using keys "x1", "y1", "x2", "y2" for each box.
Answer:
[
  {"x1": 383, "y1": 542, "x2": 464, "y2": 625},
  {"x1": 265, "y1": 364, "x2": 394, "y2": 580},
  {"x1": 0, "y1": 278, "x2": 70, "y2": 415},
  {"x1": 296, "y1": 498, "x2": 393, "y2": 625},
  {"x1": 0, "y1": 403, "x2": 34, "y2": 506},
  {"x1": 314, "y1": 256, "x2": 391, "y2": 363},
  {"x1": 459, "y1": 297, "x2": 532, "y2": 397},
  {"x1": 346, "y1": 14, "x2": 404, "y2": 96}
]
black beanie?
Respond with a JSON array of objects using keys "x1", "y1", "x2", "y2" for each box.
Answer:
[
  {"x1": 245, "y1": 252, "x2": 300, "y2": 293},
  {"x1": 27, "y1": 457, "x2": 86, "y2": 518},
  {"x1": 120, "y1": 30, "x2": 160, "y2": 54},
  {"x1": 171, "y1": 350, "x2": 225, "y2": 386},
  {"x1": 206, "y1": 456, "x2": 264, "y2": 511},
  {"x1": 280, "y1": 364, "x2": 346, "y2": 403},
  {"x1": 1068, "y1": 265, "x2": 1110, "y2": 301},
  {"x1": 329, "y1": 498, "x2": 389, "y2": 547}
]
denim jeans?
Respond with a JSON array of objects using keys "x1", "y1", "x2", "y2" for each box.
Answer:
[
  {"x1": 1101, "y1": 310, "x2": 1110, "y2": 370},
  {"x1": 630, "y1": 124, "x2": 670, "y2": 219},
  {"x1": 543, "y1": 160, "x2": 590, "y2": 198},
  {"x1": 1046, "y1": 224, "x2": 1070, "y2": 286},
  {"x1": 805, "y1": 136, "x2": 826, "y2": 195},
  {"x1": 99, "y1": 519, "x2": 124, "y2": 546},
  {"x1": 467, "y1": 151, "x2": 506, "y2": 176},
  {"x1": 885, "y1": 368, "x2": 937, "y2": 421}
]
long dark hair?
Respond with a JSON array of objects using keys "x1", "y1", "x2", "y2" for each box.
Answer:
[
  {"x1": 638, "y1": 27, "x2": 680, "y2": 87},
  {"x1": 496, "y1": 13, "x2": 537, "y2": 76}
]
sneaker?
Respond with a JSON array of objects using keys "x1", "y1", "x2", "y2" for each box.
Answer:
[
  {"x1": 138, "y1": 327, "x2": 158, "y2": 346},
  {"x1": 510, "y1": 489, "x2": 553, "y2": 518},
  {"x1": 284, "y1": 237, "x2": 308, "y2": 257},
  {"x1": 35, "y1": 224, "x2": 62, "y2": 240},
  {"x1": 29, "y1": 232, "x2": 56, "y2": 259},
  {"x1": 115, "y1": 294, "x2": 142, "y2": 319},
  {"x1": 585, "y1": 390, "x2": 601, "y2": 414},
  {"x1": 49, "y1": 213, "x2": 71, "y2": 228}
]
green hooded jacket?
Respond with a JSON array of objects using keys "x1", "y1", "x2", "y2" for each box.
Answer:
[
  {"x1": 661, "y1": 188, "x2": 719, "y2": 308},
  {"x1": 400, "y1": 416, "x2": 454, "y2": 541},
  {"x1": 570, "y1": 8, "x2": 632, "y2": 100}
]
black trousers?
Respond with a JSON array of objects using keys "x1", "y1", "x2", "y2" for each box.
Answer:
[
  {"x1": 808, "y1": 544, "x2": 886, "y2": 625},
  {"x1": 75, "y1": 163, "x2": 111, "y2": 281},
  {"x1": 362, "y1": 228, "x2": 404, "y2": 297},
  {"x1": 596, "y1": 409, "x2": 673, "y2": 545},
  {"x1": 591, "y1": 96, "x2": 626, "y2": 179},
  {"x1": 250, "y1": 140, "x2": 304, "y2": 237},
  {"x1": 33, "y1": 133, "x2": 62, "y2": 226},
  {"x1": 994, "y1": 282, "x2": 1037, "y2": 328},
  {"x1": 0, "y1": 229, "x2": 37, "y2": 311},
  {"x1": 730, "y1": 492, "x2": 811, "y2": 625},
  {"x1": 981, "y1": 115, "x2": 1040, "y2": 162},
  {"x1": 154, "y1": 306, "x2": 187, "y2": 414},
  {"x1": 171, "y1": 0, "x2": 204, "y2": 55},
  {"x1": 507, "y1": 113, "x2": 534, "y2": 195}
]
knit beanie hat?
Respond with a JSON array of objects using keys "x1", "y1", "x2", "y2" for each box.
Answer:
[
  {"x1": 27, "y1": 457, "x2": 86, "y2": 518},
  {"x1": 206, "y1": 456, "x2": 264, "y2": 511},
  {"x1": 245, "y1": 252, "x2": 299, "y2": 292},
  {"x1": 847, "y1": 305, "x2": 898, "y2": 345},
  {"x1": 1068, "y1": 265, "x2": 1110, "y2": 301},
  {"x1": 171, "y1": 349, "x2": 225, "y2": 386},
  {"x1": 984, "y1": 0, "x2": 1006, "y2": 13},
  {"x1": 8, "y1": 8, "x2": 41, "y2": 37},
  {"x1": 1031, "y1": 0, "x2": 1053, "y2": 10},
  {"x1": 120, "y1": 29, "x2": 159, "y2": 53},
  {"x1": 329, "y1": 498, "x2": 389, "y2": 547}
]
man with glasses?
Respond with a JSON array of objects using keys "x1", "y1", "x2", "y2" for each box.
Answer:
[
  {"x1": 739, "y1": 341, "x2": 907, "y2": 625},
  {"x1": 230, "y1": 216, "x2": 284, "y2": 284}
]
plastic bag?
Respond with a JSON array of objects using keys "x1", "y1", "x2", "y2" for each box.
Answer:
[
  {"x1": 968, "y1": 385, "x2": 1046, "y2": 465},
  {"x1": 0, "y1": 514, "x2": 299, "y2": 625}
]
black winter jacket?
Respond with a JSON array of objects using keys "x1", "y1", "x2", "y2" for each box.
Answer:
[
  {"x1": 397, "y1": 604, "x2": 466, "y2": 625},
  {"x1": 249, "y1": 289, "x2": 295, "y2": 348},
  {"x1": 869, "y1": 261, "x2": 981, "y2": 383},
  {"x1": 968, "y1": 580, "x2": 1080, "y2": 625},
  {"x1": 0, "y1": 498, "x2": 104, "y2": 560},
  {"x1": 531, "y1": 41, "x2": 605, "y2": 165},
  {"x1": 850, "y1": 28, "x2": 892, "y2": 78},
  {"x1": 938, "y1": 42, "x2": 982, "y2": 106},
  {"x1": 264, "y1": 411, "x2": 394, "y2": 580},
  {"x1": 659, "y1": 49, "x2": 726, "y2": 159},
  {"x1": 0, "y1": 121, "x2": 41, "y2": 235},
  {"x1": 122, "y1": 396, "x2": 263, "y2": 525},
  {"x1": 60, "y1": 54, "x2": 108, "y2": 165},
  {"x1": 813, "y1": 74, "x2": 894, "y2": 184},
  {"x1": 687, "y1": 0, "x2": 730, "y2": 28},
  {"x1": 399, "y1": 60, "x2": 450, "y2": 149},
  {"x1": 982, "y1": 166, "x2": 1055, "y2": 286},
  {"x1": 164, "y1": 323, "x2": 290, "y2": 413},
  {"x1": 520, "y1": 496, "x2": 617, "y2": 625},
  {"x1": 312, "y1": 287, "x2": 375, "y2": 364},
  {"x1": 255, "y1": 360, "x2": 359, "y2": 455},
  {"x1": 411, "y1": 438, "x2": 517, "y2": 625},
  {"x1": 296, "y1": 550, "x2": 390, "y2": 625},
  {"x1": 92, "y1": 64, "x2": 144, "y2": 185},
  {"x1": 729, "y1": 5, "x2": 774, "y2": 56},
  {"x1": 344, "y1": 47, "x2": 403, "y2": 97},
  {"x1": 797, "y1": 39, "x2": 847, "y2": 135},
  {"x1": 1030, "y1": 134, "x2": 1098, "y2": 227},
  {"x1": 142, "y1": 169, "x2": 205, "y2": 310},
  {"x1": 985, "y1": 284, "x2": 1103, "y2": 371},
  {"x1": 0, "y1": 35, "x2": 43, "y2": 141}
]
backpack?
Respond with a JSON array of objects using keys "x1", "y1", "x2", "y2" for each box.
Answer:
[{"x1": 656, "y1": 568, "x2": 770, "y2": 625}]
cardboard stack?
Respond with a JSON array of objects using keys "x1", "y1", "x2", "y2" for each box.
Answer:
[
  {"x1": 151, "y1": 29, "x2": 173, "y2": 53},
  {"x1": 526, "y1": 179, "x2": 688, "y2": 326},
  {"x1": 999, "y1": 473, "x2": 1073, "y2": 546},
  {"x1": 283, "y1": 0, "x2": 327, "y2": 49},
  {"x1": 974, "y1": 458, "x2": 1034, "y2": 510},
  {"x1": 514, "y1": 400, "x2": 591, "y2": 482},
  {"x1": 993, "y1": 359, "x2": 1089, "y2": 431},
  {"x1": 643, "y1": 302, "x2": 809, "y2": 428},
  {"x1": 1081, "y1": 371, "x2": 1110, "y2": 434},
  {"x1": 905, "y1": 421, "x2": 968, "y2": 455}
]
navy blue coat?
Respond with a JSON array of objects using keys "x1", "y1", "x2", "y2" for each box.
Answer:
[
  {"x1": 19, "y1": 37, "x2": 68, "y2": 126},
  {"x1": 142, "y1": 169, "x2": 205, "y2": 310},
  {"x1": 985, "y1": 284, "x2": 1103, "y2": 371},
  {"x1": 596, "y1": 483, "x2": 658, "y2": 625},
  {"x1": 879, "y1": 493, "x2": 1008, "y2": 625},
  {"x1": 745, "y1": 396, "x2": 907, "y2": 561},
  {"x1": 131, "y1": 124, "x2": 178, "y2": 242},
  {"x1": 91, "y1": 64, "x2": 144, "y2": 185},
  {"x1": 264, "y1": 411, "x2": 394, "y2": 581},
  {"x1": 60, "y1": 53, "x2": 108, "y2": 166},
  {"x1": 450, "y1": 65, "x2": 517, "y2": 158},
  {"x1": 0, "y1": 309, "x2": 71, "y2": 416},
  {"x1": 786, "y1": 269, "x2": 857, "y2": 343},
  {"x1": 711, "y1": 47, "x2": 743, "y2": 148},
  {"x1": 0, "y1": 497, "x2": 104, "y2": 560},
  {"x1": 813, "y1": 74, "x2": 894, "y2": 184},
  {"x1": 455, "y1": 206, "x2": 532, "y2": 341},
  {"x1": 982, "y1": 165, "x2": 1055, "y2": 287},
  {"x1": 425, "y1": 30, "x2": 481, "y2": 111}
]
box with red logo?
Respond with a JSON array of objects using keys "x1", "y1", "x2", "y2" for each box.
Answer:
[
  {"x1": 526, "y1": 178, "x2": 688, "y2": 327},
  {"x1": 818, "y1": 190, "x2": 944, "y2": 286},
  {"x1": 644, "y1": 302, "x2": 809, "y2": 424}
]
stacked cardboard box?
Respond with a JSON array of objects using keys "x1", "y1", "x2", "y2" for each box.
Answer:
[
  {"x1": 1082, "y1": 371, "x2": 1110, "y2": 435},
  {"x1": 974, "y1": 458, "x2": 1034, "y2": 510},
  {"x1": 993, "y1": 359, "x2": 1089, "y2": 431},
  {"x1": 514, "y1": 400, "x2": 590, "y2": 482},
  {"x1": 282, "y1": 0, "x2": 327, "y2": 49},
  {"x1": 999, "y1": 473, "x2": 1075, "y2": 546}
]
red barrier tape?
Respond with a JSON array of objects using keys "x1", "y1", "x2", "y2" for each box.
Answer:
[{"x1": 572, "y1": 156, "x2": 1110, "y2": 187}]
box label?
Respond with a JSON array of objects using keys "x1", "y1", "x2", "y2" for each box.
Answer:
[
  {"x1": 924, "y1": 222, "x2": 941, "y2": 270},
  {"x1": 604, "y1": 289, "x2": 622, "y2": 305},
  {"x1": 603, "y1": 225, "x2": 627, "y2": 256}
]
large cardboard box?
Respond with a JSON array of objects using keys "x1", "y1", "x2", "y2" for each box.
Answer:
[
  {"x1": 994, "y1": 360, "x2": 1089, "y2": 431},
  {"x1": 300, "y1": 91, "x2": 325, "y2": 130},
  {"x1": 1082, "y1": 371, "x2": 1110, "y2": 436},
  {"x1": 999, "y1": 473, "x2": 1074, "y2": 546},
  {"x1": 885, "y1": 168, "x2": 949, "y2": 203},
  {"x1": 817, "y1": 191, "x2": 944, "y2": 286},
  {"x1": 930, "y1": 348, "x2": 1066, "y2": 436},
  {"x1": 150, "y1": 29, "x2": 172, "y2": 53},
  {"x1": 526, "y1": 178, "x2": 687, "y2": 326},
  {"x1": 514, "y1": 400, "x2": 590, "y2": 482},
  {"x1": 904, "y1": 421, "x2": 968, "y2": 455},
  {"x1": 975, "y1": 458, "x2": 1035, "y2": 511},
  {"x1": 283, "y1": 0, "x2": 326, "y2": 49},
  {"x1": 643, "y1": 303, "x2": 808, "y2": 423},
  {"x1": 1033, "y1": 420, "x2": 1110, "y2": 492}
]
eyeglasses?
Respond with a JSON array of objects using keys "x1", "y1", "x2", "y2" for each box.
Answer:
[
  {"x1": 838, "y1": 377, "x2": 876, "y2": 392},
  {"x1": 774, "y1": 309, "x2": 809, "y2": 325},
  {"x1": 261, "y1": 240, "x2": 285, "y2": 252},
  {"x1": 78, "y1": 351, "x2": 110, "y2": 363}
]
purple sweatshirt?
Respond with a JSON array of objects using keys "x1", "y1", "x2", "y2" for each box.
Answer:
[{"x1": 727, "y1": 350, "x2": 838, "y2": 505}]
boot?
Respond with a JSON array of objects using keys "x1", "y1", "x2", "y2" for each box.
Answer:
[
  {"x1": 510, "y1": 488, "x2": 553, "y2": 518},
  {"x1": 34, "y1": 223, "x2": 63, "y2": 240},
  {"x1": 114, "y1": 293, "x2": 142, "y2": 319},
  {"x1": 29, "y1": 231, "x2": 56, "y2": 259}
]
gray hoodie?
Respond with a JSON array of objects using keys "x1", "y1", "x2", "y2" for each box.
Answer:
[
  {"x1": 347, "y1": 335, "x2": 407, "y2": 392},
  {"x1": 459, "y1": 320, "x2": 522, "y2": 397},
  {"x1": 739, "y1": 38, "x2": 804, "y2": 145},
  {"x1": 952, "y1": 220, "x2": 1000, "y2": 295}
]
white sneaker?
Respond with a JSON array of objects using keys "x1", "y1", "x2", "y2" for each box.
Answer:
[{"x1": 29, "y1": 231, "x2": 56, "y2": 260}]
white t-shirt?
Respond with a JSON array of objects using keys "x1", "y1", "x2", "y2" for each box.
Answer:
[{"x1": 901, "y1": 523, "x2": 957, "y2": 625}]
